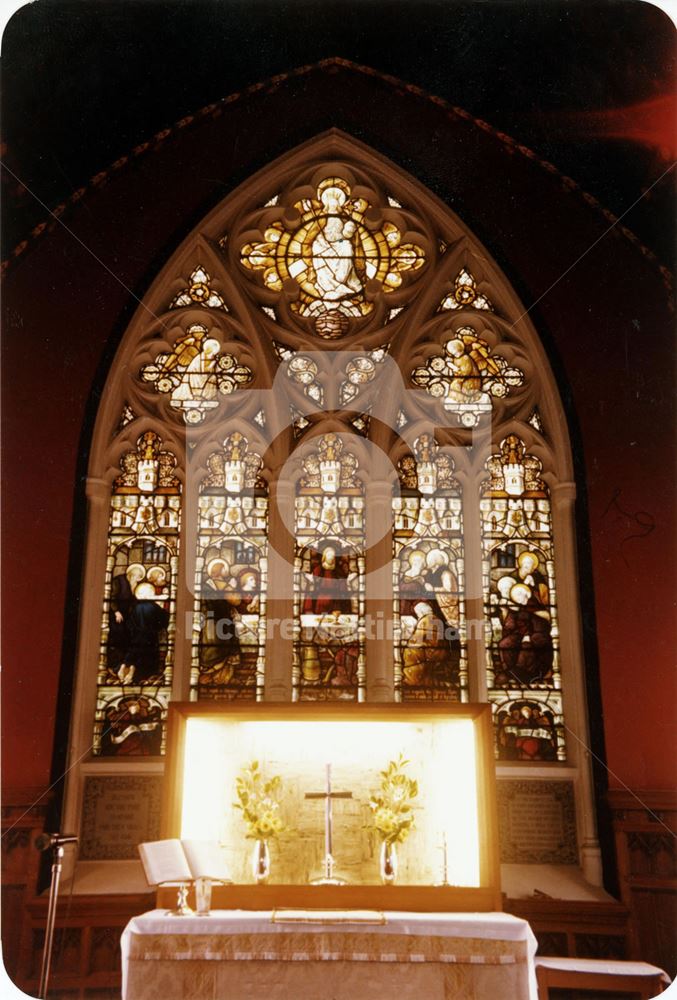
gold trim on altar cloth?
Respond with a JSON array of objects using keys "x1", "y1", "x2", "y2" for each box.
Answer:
[
  {"x1": 128, "y1": 931, "x2": 525, "y2": 965},
  {"x1": 271, "y1": 908, "x2": 386, "y2": 925}
]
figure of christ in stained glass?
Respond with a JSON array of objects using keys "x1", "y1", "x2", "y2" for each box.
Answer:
[
  {"x1": 296, "y1": 540, "x2": 361, "y2": 700},
  {"x1": 240, "y1": 176, "x2": 425, "y2": 334},
  {"x1": 293, "y1": 435, "x2": 366, "y2": 701}
]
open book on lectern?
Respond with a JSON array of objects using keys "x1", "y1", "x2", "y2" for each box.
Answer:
[{"x1": 138, "y1": 839, "x2": 233, "y2": 886}]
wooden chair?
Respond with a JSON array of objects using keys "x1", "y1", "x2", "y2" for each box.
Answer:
[{"x1": 535, "y1": 956, "x2": 671, "y2": 999}]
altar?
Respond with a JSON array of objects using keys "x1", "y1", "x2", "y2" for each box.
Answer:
[{"x1": 121, "y1": 909, "x2": 539, "y2": 1000}]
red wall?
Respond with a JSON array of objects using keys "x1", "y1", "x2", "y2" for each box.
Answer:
[{"x1": 2, "y1": 64, "x2": 674, "y2": 792}]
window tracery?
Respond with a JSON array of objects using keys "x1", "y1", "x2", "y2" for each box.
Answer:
[
  {"x1": 139, "y1": 325, "x2": 253, "y2": 424},
  {"x1": 439, "y1": 267, "x2": 494, "y2": 312},
  {"x1": 80, "y1": 143, "x2": 577, "y2": 770},
  {"x1": 410, "y1": 326, "x2": 524, "y2": 427},
  {"x1": 237, "y1": 167, "x2": 432, "y2": 336},
  {"x1": 169, "y1": 265, "x2": 227, "y2": 311}
]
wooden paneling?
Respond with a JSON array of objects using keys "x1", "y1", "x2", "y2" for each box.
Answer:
[
  {"x1": 507, "y1": 896, "x2": 632, "y2": 961},
  {"x1": 17, "y1": 894, "x2": 154, "y2": 999},
  {"x1": 1, "y1": 786, "x2": 51, "y2": 984},
  {"x1": 609, "y1": 789, "x2": 677, "y2": 977}
]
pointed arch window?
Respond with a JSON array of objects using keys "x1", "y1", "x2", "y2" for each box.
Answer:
[{"x1": 65, "y1": 134, "x2": 602, "y2": 889}]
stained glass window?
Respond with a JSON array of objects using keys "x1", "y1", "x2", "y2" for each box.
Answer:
[
  {"x1": 392, "y1": 435, "x2": 467, "y2": 702},
  {"x1": 191, "y1": 433, "x2": 268, "y2": 701},
  {"x1": 240, "y1": 176, "x2": 425, "y2": 335},
  {"x1": 170, "y1": 265, "x2": 227, "y2": 311},
  {"x1": 481, "y1": 435, "x2": 565, "y2": 760},
  {"x1": 80, "y1": 151, "x2": 580, "y2": 775},
  {"x1": 293, "y1": 434, "x2": 365, "y2": 701},
  {"x1": 339, "y1": 347, "x2": 389, "y2": 405},
  {"x1": 411, "y1": 326, "x2": 524, "y2": 427},
  {"x1": 140, "y1": 326, "x2": 252, "y2": 424},
  {"x1": 94, "y1": 432, "x2": 181, "y2": 756},
  {"x1": 439, "y1": 268, "x2": 494, "y2": 312}
]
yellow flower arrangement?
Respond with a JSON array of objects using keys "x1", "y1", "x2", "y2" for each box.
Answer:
[
  {"x1": 368, "y1": 755, "x2": 418, "y2": 845},
  {"x1": 234, "y1": 761, "x2": 286, "y2": 840}
]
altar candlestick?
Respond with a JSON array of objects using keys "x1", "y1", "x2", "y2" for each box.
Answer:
[
  {"x1": 325, "y1": 763, "x2": 332, "y2": 859},
  {"x1": 435, "y1": 831, "x2": 450, "y2": 887}
]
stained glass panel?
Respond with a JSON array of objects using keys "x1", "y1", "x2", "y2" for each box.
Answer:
[
  {"x1": 190, "y1": 433, "x2": 268, "y2": 701},
  {"x1": 240, "y1": 176, "x2": 425, "y2": 335},
  {"x1": 481, "y1": 435, "x2": 565, "y2": 761},
  {"x1": 393, "y1": 435, "x2": 467, "y2": 702},
  {"x1": 94, "y1": 432, "x2": 181, "y2": 756},
  {"x1": 293, "y1": 434, "x2": 365, "y2": 701},
  {"x1": 411, "y1": 326, "x2": 524, "y2": 427},
  {"x1": 140, "y1": 325, "x2": 252, "y2": 424},
  {"x1": 169, "y1": 265, "x2": 227, "y2": 311},
  {"x1": 439, "y1": 268, "x2": 494, "y2": 312},
  {"x1": 339, "y1": 347, "x2": 389, "y2": 405}
]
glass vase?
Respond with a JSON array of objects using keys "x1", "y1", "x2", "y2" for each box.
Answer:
[
  {"x1": 379, "y1": 840, "x2": 398, "y2": 884},
  {"x1": 252, "y1": 838, "x2": 270, "y2": 883}
]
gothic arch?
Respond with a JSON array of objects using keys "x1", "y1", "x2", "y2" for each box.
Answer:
[{"x1": 63, "y1": 129, "x2": 602, "y2": 888}]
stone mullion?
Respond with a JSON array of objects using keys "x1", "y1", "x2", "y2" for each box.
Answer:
[
  {"x1": 461, "y1": 468, "x2": 489, "y2": 704},
  {"x1": 364, "y1": 480, "x2": 395, "y2": 702}
]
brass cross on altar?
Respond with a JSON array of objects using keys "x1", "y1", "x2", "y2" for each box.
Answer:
[{"x1": 305, "y1": 763, "x2": 352, "y2": 884}]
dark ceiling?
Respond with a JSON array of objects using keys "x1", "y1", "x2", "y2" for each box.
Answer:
[{"x1": 2, "y1": 0, "x2": 675, "y2": 262}]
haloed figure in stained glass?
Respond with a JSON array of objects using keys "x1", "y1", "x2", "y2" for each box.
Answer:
[
  {"x1": 302, "y1": 542, "x2": 355, "y2": 616},
  {"x1": 311, "y1": 185, "x2": 362, "y2": 302},
  {"x1": 398, "y1": 544, "x2": 461, "y2": 694},
  {"x1": 493, "y1": 549, "x2": 553, "y2": 687},
  {"x1": 107, "y1": 553, "x2": 171, "y2": 686},
  {"x1": 299, "y1": 540, "x2": 360, "y2": 693},
  {"x1": 198, "y1": 552, "x2": 261, "y2": 690}
]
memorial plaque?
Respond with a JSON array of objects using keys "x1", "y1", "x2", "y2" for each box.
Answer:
[
  {"x1": 497, "y1": 780, "x2": 577, "y2": 864},
  {"x1": 80, "y1": 776, "x2": 162, "y2": 860}
]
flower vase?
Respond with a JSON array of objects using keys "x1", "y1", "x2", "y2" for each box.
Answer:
[
  {"x1": 379, "y1": 840, "x2": 398, "y2": 884},
  {"x1": 252, "y1": 839, "x2": 270, "y2": 883}
]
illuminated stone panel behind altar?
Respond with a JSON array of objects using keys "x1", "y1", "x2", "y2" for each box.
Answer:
[{"x1": 168, "y1": 706, "x2": 490, "y2": 889}]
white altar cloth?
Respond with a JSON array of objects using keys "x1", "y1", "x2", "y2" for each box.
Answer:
[{"x1": 121, "y1": 909, "x2": 538, "y2": 1000}]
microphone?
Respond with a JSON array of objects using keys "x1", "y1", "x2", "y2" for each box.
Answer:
[{"x1": 35, "y1": 833, "x2": 79, "y2": 851}]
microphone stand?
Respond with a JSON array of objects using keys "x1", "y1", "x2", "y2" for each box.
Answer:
[{"x1": 38, "y1": 843, "x2": 65, "y2": 999}]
